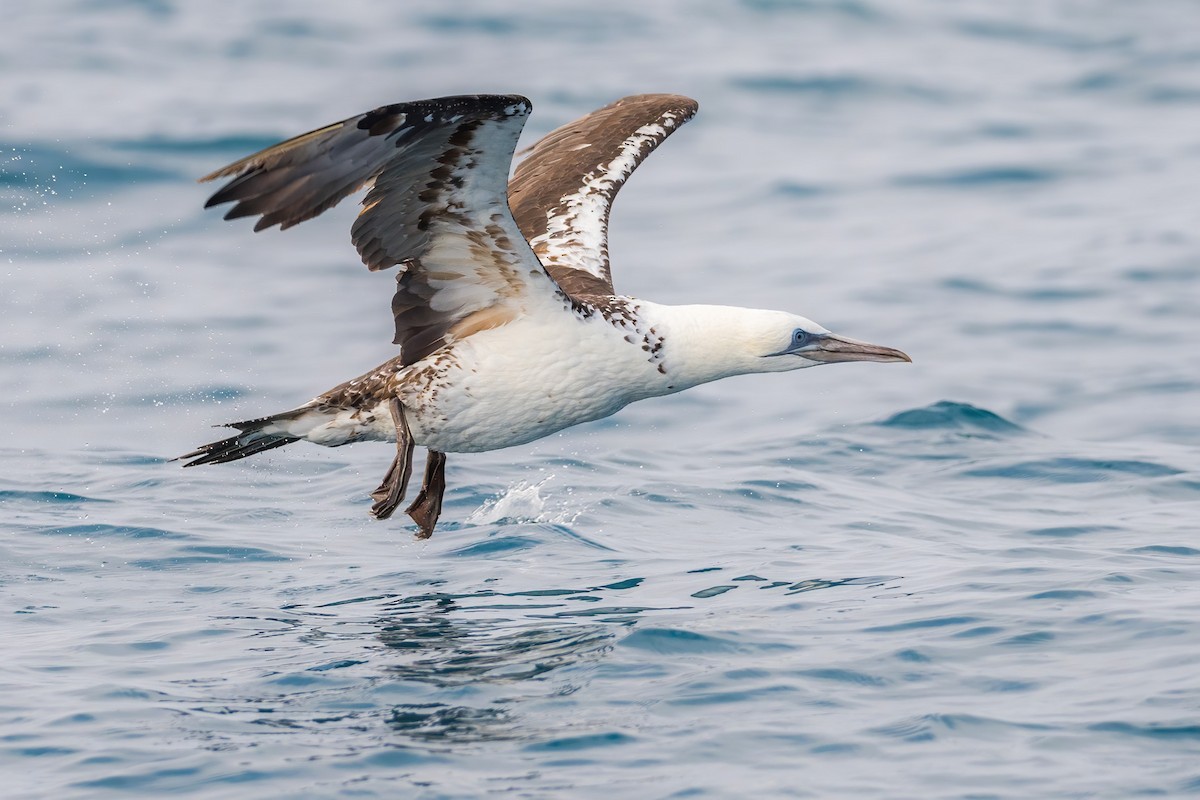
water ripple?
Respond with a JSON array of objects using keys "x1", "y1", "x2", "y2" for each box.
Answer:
[
  {"x1": 961, "y1": 457, "x2": 1182, "y2": 482},
  {"x1": 877, "y1": 400, "x2": 1026, "y2": 436},
  {"x1": 732, "y1": 73, "x2": 952, "y2": 103},
  {"x1": 892, "y1": 165, "x2": 1062, "y2": 189},
  {"x1": 38, "y1": 523, "x2": 188, "y2": 540},
  {"x1": 0, "y1": 490, "x2": 112, "y2": 505}
]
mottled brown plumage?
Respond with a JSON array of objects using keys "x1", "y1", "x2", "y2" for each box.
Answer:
[
  {"x1": 508, "y1": 94, "x2": 698, "y2": 300},
  {"x1": 200, "y1": 94, "x2": 541, "y2": 368}
]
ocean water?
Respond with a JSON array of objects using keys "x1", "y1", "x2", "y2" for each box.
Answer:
[{"x1": 4, "y1": 1, "x2": 1200, "y2": 797}]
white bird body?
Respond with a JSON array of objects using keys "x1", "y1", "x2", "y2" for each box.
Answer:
[
  {"x1": 180, "y1": 93, "x2": 909, "y2": 537},
  {"x1": 398, "y1": 299, "x2": 665, "y2": 453},
  {"x1": 258, "y1": 301, "x2": 833, "y2": 454}
]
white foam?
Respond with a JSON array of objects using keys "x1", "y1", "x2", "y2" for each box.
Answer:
[{"x1": 466, "y1": 476, "x2": 585, "y2": 526}]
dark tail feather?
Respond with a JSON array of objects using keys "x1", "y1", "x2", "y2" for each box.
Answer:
[{"x1": 175, "y1": 415, "x2": 300, "y2": 468}]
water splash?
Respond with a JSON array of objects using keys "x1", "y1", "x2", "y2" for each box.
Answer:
[{"x1": 466, "y1": 476, "x2": 586, "y2": 527}]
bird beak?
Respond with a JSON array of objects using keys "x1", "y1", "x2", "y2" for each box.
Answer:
[{"x1": 802, "y1": 333, "x2": 912, "y2": 364}]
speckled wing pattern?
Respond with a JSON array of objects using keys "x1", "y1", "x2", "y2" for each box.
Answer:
[
  {"x1": 507, "y1": 94, "x2": 699, "y2": 301},
  {"x1": 201, "y1": 94, "x2": 554, "y2": 366}
]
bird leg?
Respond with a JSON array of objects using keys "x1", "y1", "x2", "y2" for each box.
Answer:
[
  {"x1": 405, "y1": 450, "x2": 447, "y2": 539},
  {"x1": 369, "y1": 398, "x2": 414, "y2": 520}
]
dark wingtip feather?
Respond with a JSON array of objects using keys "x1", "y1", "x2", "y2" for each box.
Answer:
[
  {"x1": 176, "y1": 428, "x2": 297, "y2": 468},
  {"x1": 223, "y1": 204, "x2": 260, "y2": 222}
]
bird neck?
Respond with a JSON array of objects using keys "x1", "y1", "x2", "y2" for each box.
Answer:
[{"x1": 639, "y1": 301, "x2": 787, "y2": 394}]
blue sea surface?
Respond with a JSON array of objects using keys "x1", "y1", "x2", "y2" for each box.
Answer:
[{"x1": 4, "y1": 1, "x2": 1200, "y2": 797}]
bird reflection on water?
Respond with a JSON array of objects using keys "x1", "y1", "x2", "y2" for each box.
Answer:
[
  {"x1": 364, "y1": 573, "x2": 890, "y2": 744},
  {"x1": 177, "y1": 571, "x2": 885, "y2": 749}
]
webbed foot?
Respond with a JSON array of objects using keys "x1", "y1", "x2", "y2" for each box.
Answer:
[
  {"x1": 405, "y1": 450, "x2": 447, "y2": 539},
  {"x1": 369, "y1": 398, "x2": 413, "y2": 520}
]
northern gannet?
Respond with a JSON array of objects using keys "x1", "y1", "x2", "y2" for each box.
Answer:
[{"x1": 179, "y1": 94, "x2": 910, "y2": 538}]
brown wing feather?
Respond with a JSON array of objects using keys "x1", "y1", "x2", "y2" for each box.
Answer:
[
  {"x1": 507, "y1": 94, "x2": 699, "y2": 300},
  {"x1": 201, "y1": 95, "x2": 556, "y2": 366}
]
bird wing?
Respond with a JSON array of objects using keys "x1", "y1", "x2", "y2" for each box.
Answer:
[
  {"x1": 507, "y1": 94, "x2": 699, "y2": 301},
  {"x1": 200, "y1": 94, "x2": 555, "y2": 366}
]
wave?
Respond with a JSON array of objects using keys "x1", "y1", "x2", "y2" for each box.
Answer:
[{"x1": 876, "y1": 401, "x2": 1026, "y2": 436}]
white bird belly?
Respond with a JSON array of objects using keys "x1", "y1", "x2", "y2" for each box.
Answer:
[{"x1": 399, "y1": 314, "x2": 662, "y2": 453}]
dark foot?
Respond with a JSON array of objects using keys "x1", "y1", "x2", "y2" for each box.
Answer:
[
  {"x1": 405, "y1": 450, "x2": 447, "y2": 539},
  {"x1": 369, "y1": 399, "x2": 414, "y2": 520}
]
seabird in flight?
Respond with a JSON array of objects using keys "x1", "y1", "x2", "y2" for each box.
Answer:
[{"x1": 179, "y1": 93, "x2": 910, "y2": 538}]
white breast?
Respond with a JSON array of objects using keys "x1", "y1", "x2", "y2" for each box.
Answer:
[{"x1": 399, "y1": 305, "x2": 665, "y2": 453}]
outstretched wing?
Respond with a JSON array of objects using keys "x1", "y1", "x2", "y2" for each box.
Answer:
[
  {"x1": 507, "y1": 94, "x2": 699, "y2": 301},
  {"x1": 201, "y1": 94, "x2": 553, "y2": 366}
]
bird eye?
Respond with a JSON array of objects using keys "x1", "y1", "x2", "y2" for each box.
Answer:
[{"x1": 791, "y1": 329, "x2": 811, "y2": 347}]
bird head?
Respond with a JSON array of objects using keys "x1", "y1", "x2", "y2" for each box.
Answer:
[
  {"x1": 753, "y1": 311, "x2": 911, "y2": 372},
  {"x1": 648, "y1": 304, "x2": 910, "y2": 392}
]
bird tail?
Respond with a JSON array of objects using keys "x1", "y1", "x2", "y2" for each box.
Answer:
[{"x1": 176, "y1": 410, "x2": 307, "y2": 467}]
